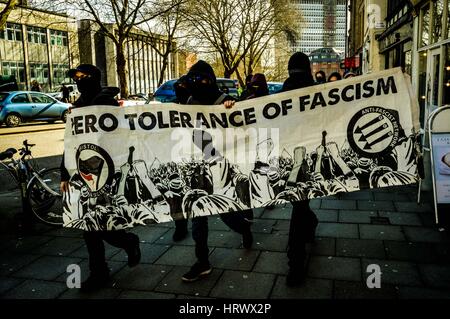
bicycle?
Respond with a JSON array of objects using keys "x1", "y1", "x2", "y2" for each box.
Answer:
[{"x1": 0, "y1": 140, "x2": 63, "y2": 226}]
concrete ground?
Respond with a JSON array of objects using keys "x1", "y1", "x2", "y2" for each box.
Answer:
[{"x1": 1, "y1": 184, "x2": 450, "y2": 299}]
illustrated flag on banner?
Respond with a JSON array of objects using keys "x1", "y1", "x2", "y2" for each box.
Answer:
[{"x1": 63, "y1": 68, "x2": 420, "y2": 231}]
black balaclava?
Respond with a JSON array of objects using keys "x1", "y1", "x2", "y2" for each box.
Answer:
[
  {"x1": 247, "y1": 73, "x2": 269, "y2": 99},
  {"x1": 68, "y1": 64, "x2": 102, "y2": 104},
  {"x1": 315, "y1": 70, "x2": 326, "y2": 84},
  {"x1": 282, "y1": 52, "x2": 314, "y2": 92},
  {"x1": 174, "y1": 75, "x2": 190, "y2": 104},
  {"x1": 186, "y1": 60, "x2": 222, "y2": 105}
]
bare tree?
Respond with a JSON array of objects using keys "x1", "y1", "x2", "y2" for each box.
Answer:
[
  {"x1": 0, "y1": 0, "x2": 19, "y2": 31},
  {"x1": 183, "y1": 0, "x2": 300, "y2": 85},
  {"x1": 140, "y1": 1, "x2": 187, "y2": 87}
]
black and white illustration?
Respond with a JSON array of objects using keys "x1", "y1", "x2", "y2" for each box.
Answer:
[{"x1": 63, "y1": 69, "x2": 420, "y2": 231}]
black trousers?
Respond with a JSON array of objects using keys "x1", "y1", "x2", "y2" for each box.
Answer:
[
  {"x1": 83, "y1": 230, "x2": 135, "y2": 274},
  {"x1": 192, "y1": 210, "x2": 251, "y2": 264},
  {"x1": 287, "y1": 200, "x2": 318, "y2": 269}
]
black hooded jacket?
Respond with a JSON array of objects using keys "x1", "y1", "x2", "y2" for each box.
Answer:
[
  {"x1": 185, "y1": 60, "x2": 235, "y2": 105},
  {"x1": 60, "y1": 86, "x2": 120, "y2": 181},
  {"x1": 282, "y1": 52, "x2": 315, "y2": 92}
]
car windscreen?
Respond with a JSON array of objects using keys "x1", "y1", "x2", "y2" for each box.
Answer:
[
  {"x1": 0, "y1": 93, "x2": 9, "y2": 102},
  {"x1": 218, "y1": 80, "x2": 235, "y2": 88}
]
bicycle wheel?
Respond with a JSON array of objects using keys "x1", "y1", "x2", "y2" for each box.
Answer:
[{"x1": 27, "y1": 167, "x2": 63, "y2": 226}]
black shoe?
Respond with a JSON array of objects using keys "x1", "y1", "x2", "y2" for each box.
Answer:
[
  {"x1": 242, "y1": 228, "x2": 253, "y2": 249},
  {"x1": 182, "y1": 262, "x2": 212, "y2": 282},
  {"x1": 125, "y1": 234, "x2": 141, "y2": 267},
  {"x1": 80, "y1": 271, "x2": 110, "y2": 292},
  {"x1": 172, "y1": 228, "x2": 188, "y2": 242},
  {"x1": 286, "y1": 269, "x2": 305, "y2": 287}
]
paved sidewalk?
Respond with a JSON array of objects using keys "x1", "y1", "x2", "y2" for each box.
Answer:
[{"x1": 1, "y1": 185, "x2": 450, "y2": 299}]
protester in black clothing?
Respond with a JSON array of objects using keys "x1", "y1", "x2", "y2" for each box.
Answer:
[
  {"x1": 282, "y1": 52, "x2": 319, "y2": 287},
  {"x1": 180, "y1": 60, "x2": 253, "y2": 282},
  {"x1": 61, "y1": 84, "x2": 70, "y2": 103},
  {"x1": 59, "y1": 64, "x2": 141, "y2": 292},
  {"x1": 328, "y1": 72, "x2": 342, "y2": 82},
  {"x1": 315, "y1": 70, "x2": 326, "y2": 84},
  {"x1": 245, "y1": 73, "x2": 269, "y2": 99},
  {"x1": 171, "y1": 75, "x2": 191, "y2": 242},
  {"x1": 238, "y1": 74, "x2": 254, "y2": 100}
]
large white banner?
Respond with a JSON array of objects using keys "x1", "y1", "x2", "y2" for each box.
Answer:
[{"x1": 63, "y1": 68, "x2": 420, "y2": 231}]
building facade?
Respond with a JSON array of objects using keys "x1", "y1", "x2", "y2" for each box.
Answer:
[
  {"x1": 309, "y1": 47, "x2": 344, "y2": 77},
  {"x1": 291, "y1": 0, "x2": 347, "y2": 55},
  {"x1": 78, "y1": 20, "x2": 179, "y2": 96},
  {"x1": 0, "y1": 1, "x2": 79, "y2": 91},
  {"x1": 347, "y1": 0, "x2": 388, "y2": 74}
]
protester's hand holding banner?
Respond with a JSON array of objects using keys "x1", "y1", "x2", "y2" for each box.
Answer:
[{"x1": 63, "y1": 68, "x2": 420, "y2": 231}]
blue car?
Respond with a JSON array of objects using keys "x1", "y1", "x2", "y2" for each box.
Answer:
[
  {"x1": 267, "y1": 82, "x2": 283, "y2": 95},
  {"x1": 153, "y1": 78, "x2": 239, "y2": 103},
  {"x1": 0, "y1": 91, "x2": 71, "y2": 127}
]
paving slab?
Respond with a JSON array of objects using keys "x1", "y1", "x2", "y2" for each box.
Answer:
[
  {"x1": 308, "y1": 256, "x2": 361, "y2": 281},
  {"x1": 359, "y1": 225, "x2": 405, "y2": 241},
  {"x1": 419, "y1": 264, "x2": 450, "y2": 289},
  {"x1": 253, "y1": 251, "x2": 288, "y2": 275},
  {"x1": 154, "y1": 245, "x2": 198, "y2": 267},
  {"x1": 339, "y1": 210, "x2": 377, "y2": 224},
  {"x1": 208, "y1": 248, "x2": 259, "y2": 271},
  {"x1": 209, "y1": 270, "x2": 275, "y2": 299},
  {"x1": 316, "y1": 223, "x2": 359, "y2": 239},
  {"x1": 378, "y1": 211, "x2": 422, "y2": 226},
  {"x1": 3, "y1": 279, "x2": 68, "y2": 299},
  {"x1": 334, "y1": 280, "x2": 398, "y2": 299},
  {"x1": 270, "y1": 277, "x2": 333, "y2": 299},
  {"x1": 361, "y1": 259, "x2": 422, "y2": 287},
  {"x1": 336, "y1": 238, "x2": 386, "y2": 259},
  {"x1": 12, "y1": 256, "x2": 82, "y2": 281},
  {"x1": 113, "y1": 264, "x2": 172, "y2": 291},
  {"x1": 384, "y1": 241, "x2": 437, "y2": 263}
]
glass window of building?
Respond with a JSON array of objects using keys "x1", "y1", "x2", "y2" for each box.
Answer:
[
  {"x1": 50, "y1": 30, "x2": 68, "y2": 46},
  {"x1": 30, "y1": 63, "x2": 49, "y2": 85},
  {"x1": 52, "y1": 63, "x2": 70, "y2": 85},
  {"x1": 444, "y1": 44, "x2": 450, "y2": 106},
  {"x1": 27, "y1": 26, "x2": 47, "y2": 44},
  {"x1": 0, "y1": 23, "x2": 22, "y2": 41},
  {"x1": 1, "y1": 61, "x2": 26, "y2": 84},
  {"x1": 420, "y1": 4, "x2": 430, "y2": 47},
  {"x1": 432, "y1": 0, "x2": 444, "y2": 43}
]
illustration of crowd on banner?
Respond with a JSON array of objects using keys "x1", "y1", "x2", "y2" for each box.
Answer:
[{"x1": 63, "y1": 68, "x2": 420, "y2": 231}]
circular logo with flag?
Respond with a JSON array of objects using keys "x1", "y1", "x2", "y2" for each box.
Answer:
[
  {"x1": 75, "y1": 143, "x2": 115, "y2": 196},
  {"x1": 347, "y1": 107, "x2": 400, "y2": 158}
]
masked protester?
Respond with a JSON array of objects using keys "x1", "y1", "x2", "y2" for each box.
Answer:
[
  {"x1": 315, "y1": 70, "x2": 326, "y2": 84},
  {"x1": 60, "y1": 64, "x2": 141, "y2": 292},
  {"x1": 246, "y1": 73, "x2": 269, "y2": 99},
  {"x1": 328, "y1": 72, "x2": 342, "y2": 82},
  {"x1": 238, "y1": 74, "x2": 254, "y2": 101},
  {"x1": 180, "y1": 60, "x2": 253, "y2": 282},
  {"x1": 282, "y1": 52, "x2": 319, "y2": 287}
]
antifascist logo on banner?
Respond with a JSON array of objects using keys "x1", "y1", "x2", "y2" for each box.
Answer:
[
  {"x1": 75, "y1": 143, "x2": 115, "y2": 196},
  {"x1": 347, "y1": 107, "x2": 400, "y2": 158}
]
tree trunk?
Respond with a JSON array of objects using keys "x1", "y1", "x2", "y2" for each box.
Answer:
[
  {"x1": 157, "y1": 52, "x2": 170, "y2": 87},
  {"x1": 223, "y1": 68, "x2": 232, "y2": 79},
  {"x1": 0, "y1": 0, "x2": 18, "y2": 31},
  {"x1": 115, "y1": 41, "x2": 129, "y2": 99}
]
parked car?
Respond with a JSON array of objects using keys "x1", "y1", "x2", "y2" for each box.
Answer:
[
  {"x1": 153, "y1": 78, "x2": 239, "y2": 103},
  {"x1": 0, "y1": 91, "x2": 71, "y2": 127},
  {"x1": 118, "y1": 93, "x2": 149, "y2": 107},
  {"x1": 267, "y1": 82, "x2": 283, "y2": 95},
  {"x1": 48, "y1": 83, "x2": 80, "y2": 103}
]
